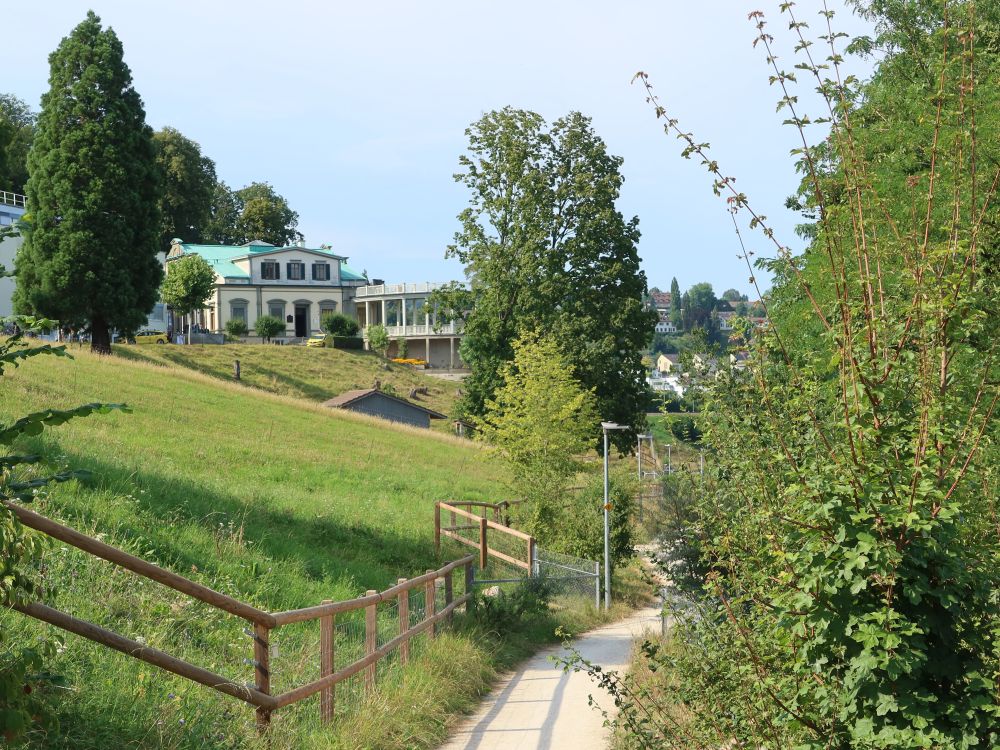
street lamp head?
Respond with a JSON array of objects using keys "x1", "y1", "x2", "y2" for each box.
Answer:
[
  {"x1": 601, "y1": 421, "x2": 628, "y2": 431},
  {"x1": 637, "y1": 433, "x2": 652, "y2": 439}
]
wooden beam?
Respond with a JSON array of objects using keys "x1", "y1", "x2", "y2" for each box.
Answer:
[
  {"x1": 398, "y1": 579, "x2": 409, "y2": 665},
  {"x1": 320, "y1": 601, "x2": 334, "y2": 723},
  {"x1": 365, "y1": 590, "x2": 377, "y2": 693}
]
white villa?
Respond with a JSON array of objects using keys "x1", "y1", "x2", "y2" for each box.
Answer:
[
  {"x1": 355, "y1": 282, "x2": 464, "y2": 369},
  {"x1": 166, "y1": 239, "x2": 368, "y2": 339}
]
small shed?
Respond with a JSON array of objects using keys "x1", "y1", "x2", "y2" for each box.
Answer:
[{"x1": 322, "y1": 388, "x2": 446, "y2": 429}]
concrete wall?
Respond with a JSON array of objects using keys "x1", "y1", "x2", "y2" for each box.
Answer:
[
  {"x1": 387, "y1": 337, "x2": 464, "y2": 369},
  {"x1": 211, "y1": 286, "x2": 354, "y2": 336},
  {"x1": 0, "y1": 233, "x2": 22, "y2": 318},
  {"x1": 344, "y1": 392, "x2": 431, "y2": 429}
]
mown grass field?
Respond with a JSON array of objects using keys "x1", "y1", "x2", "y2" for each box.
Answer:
[
  {"x1": 1, "y1": 349, "x2": 648, "y2": 749},
  {"x1": 112, "y1": 341, "x2": 462, "y2": 419}
]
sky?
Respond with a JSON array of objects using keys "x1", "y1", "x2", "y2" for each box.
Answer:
[{"x1": 5, "y1": 1, "x2": 874, "y2": 298}]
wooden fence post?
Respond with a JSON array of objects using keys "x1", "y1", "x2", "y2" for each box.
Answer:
[
  {"x1": 365, "y1": 590, "x2": 377, "y2": 693},
  {"x1": 397, "y1": 578, "x2": 409, "y2": 665},
  {"x1": 253, "y1": 623, "x2": 271, "y2": 731},
  {"x1": 234, "y1": 359, "x2": 241, "y2": 381},
  {"x1": 444, "y1": 569, "x2": 454, "y2": 624},
  {"x1": 528, "y1": 536, "x2": 537, "y2": 577},
  {"x1": 425, "y1": 571, "x2": 436, "y2": 639},
  {"x1": 478, "y1": 517, "x2": 488, "y2": 571},
  {"x1": 434, "y1": 503, "x2": 441, "y2": 556},
  {"x1": 464, "y1": 559, "x2": 474, "y2": 599},
  {"x1": 320, "y1": 601, "x2": 334, "y2": 724}
]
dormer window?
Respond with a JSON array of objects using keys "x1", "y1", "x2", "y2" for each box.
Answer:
[
  {"x1": 312, "y1": 262, "x2": 331, "y2": 281},
  {"x1": 261, "y1": 260, "x2": 280, "y2": 280},
  {"x1": 287, "y1": 261, "x2": 305, "y2": 281}
]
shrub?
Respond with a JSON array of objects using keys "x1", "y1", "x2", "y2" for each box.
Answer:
[
  {"x1": 397, "y1": 338, "x2": 408, "y2": 359},
  {"x1": 367, "y1": 324, "x2": 389, "y2": 357},
  {"x1": 254, "y1": 314, "x2": 285, "y2": 343},
  {"x1": 225, "y1": 318, "x2": 248, "y2": 339},
  {"x1": 320, "y1": 312, "x2": 359, "y2": 337},
  {"x1": 668, "y1": 415, "x2": 701, "y2": 443},
  {"x1": 467, "y1": 577, "x2": 551, "y2": 632},
  {"x1": 331, "y1": 335, "x2": 364, "y2": 350}
]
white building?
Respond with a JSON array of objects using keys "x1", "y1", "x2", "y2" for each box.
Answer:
[
  {"x1": 355, "y1": 282, "x2": 464, "y2": 369},
  {"x1": 0, "y1": 191, "x2": 27, "y2": 318}
]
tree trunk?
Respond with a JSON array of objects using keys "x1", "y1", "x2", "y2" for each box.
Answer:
[{"x1": 90, "y1": 319, "x2": 112, "y2": 354}]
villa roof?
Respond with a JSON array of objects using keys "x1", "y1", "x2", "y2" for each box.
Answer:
[{"x1": 168, "y1": 240, "x2": 360, "y2": 280}]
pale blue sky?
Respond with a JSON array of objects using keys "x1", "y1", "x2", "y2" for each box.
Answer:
[{"x1": 7, "y1": 1, "x2": 872, "y2": 297}]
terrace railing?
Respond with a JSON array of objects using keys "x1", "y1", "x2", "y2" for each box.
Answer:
[
  {"x1": 5, "y1": 500, "x2": 474, "y2": 731},
  {"x1": 0, "y1": 190, "x2": 26, "y2": 209}
]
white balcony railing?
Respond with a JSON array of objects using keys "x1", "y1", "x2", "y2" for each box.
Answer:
[
  {"x1": 0, "y1": 191, "x2": 27, "y2": 209},
  {"x1": 362, "y1": 322, "x2": 461, "y2": 337},
  {"x1": 355, "y1": 281, "x2": 463, "y2": 298}
]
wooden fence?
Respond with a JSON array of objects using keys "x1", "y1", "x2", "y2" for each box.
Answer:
[
  {"x1": 435, "y1": 501, "x2": 535, "y2": 572},
  {"x1": 5, "y1": 500, "x2": 475, "y2": 730}
]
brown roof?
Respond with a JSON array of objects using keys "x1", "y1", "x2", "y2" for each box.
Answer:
[
  {"x1": 322, "y1": 388, "x2": 447, "y2": 419},
  {"x1": 651, "y1": 291, "x2": 672, "y2": 307}
]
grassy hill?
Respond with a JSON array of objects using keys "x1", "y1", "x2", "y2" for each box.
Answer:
[
  {"x1": 112, "y1": 342, "x2": 462, "y2": 419},
  {"x1": 0, "y1": 349, "x2": 509, "y2": 749}
]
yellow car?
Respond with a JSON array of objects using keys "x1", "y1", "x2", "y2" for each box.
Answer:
[
  {"x1": 305, "y1": 335, "x2": 329, "y2": 348},
  {"x1": 133, "y1": 330, "x2": 169, "y2": 344}
]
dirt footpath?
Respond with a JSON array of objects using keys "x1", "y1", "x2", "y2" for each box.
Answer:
[{"x1": 438, "y1": 605, "x2": 663, "y2": 750}]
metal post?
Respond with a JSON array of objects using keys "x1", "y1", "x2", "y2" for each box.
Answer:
[
  {"x1": 594, "y1": 561, "x2": 601, "y2": 610},
  {"x1": 667, "y1": 444, "x2": 672, "y2": 475},
  {"x1": 603, "y1": 429, "x2": 611, "y2": 609},
  {"x1": 637, "y1": 434, "x2": 642, "y2": 481}
]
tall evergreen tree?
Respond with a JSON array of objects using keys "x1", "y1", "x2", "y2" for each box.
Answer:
[
  {"x1": 669, "y1": 276, "x2": 682, "y2": 327},
  {"x1": 13, "y1": 12, "x2": 161, "y2": 353}
]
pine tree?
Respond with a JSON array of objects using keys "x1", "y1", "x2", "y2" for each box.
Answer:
[{"x1": 13, "y1": 12, "x2": 162, "y2": 353}]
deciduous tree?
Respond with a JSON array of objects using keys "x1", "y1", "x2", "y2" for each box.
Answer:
[
  {"x1": 13, "y1": 12, "x2": 162, "y2": 353},
  {"x1": 160, "y1": 254, "x2": 216, "y2": 342},
  {"x1": 438, "y1": 107, "x2": 655, "y2": 450},
  {"x1": 153, "y1": 127, "x2": 217, "y2": 249}
]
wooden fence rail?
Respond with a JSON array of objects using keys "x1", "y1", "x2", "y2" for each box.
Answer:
[
  {"x1": 435, "y1": 501, "x2": 535, "y2": 572},
  {"x1": 4, "y1": 500, "x2": 474, "y2": 731}
]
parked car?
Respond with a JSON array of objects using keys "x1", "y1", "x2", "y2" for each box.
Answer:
[
  {"x1": 133, "y1": 329, "x2": 169, "y2": 344},
  {"x1": 305, "y1": 334, "x2": 328, "y2": 348}
]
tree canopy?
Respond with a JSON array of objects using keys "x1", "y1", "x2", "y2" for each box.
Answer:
[
  {"x1": 0, "y1": 94, "x2": 35, "y2": 194},
  {"x1": 204, "y1": 181, "x2": 301, "y2": 246},
  {"x1": 13, "y1": 12, "x2": 162, "y2": 353},
  {"x1": 438, "y1": 107, "x2": 655, "y2": 450},
  {"x1": 153, "y1": 127, "x2": 217, "y2": 250},
  {"x1": 160, "y1": 254, "x2": 216, "y2": 319}
]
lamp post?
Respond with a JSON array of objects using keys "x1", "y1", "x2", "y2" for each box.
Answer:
[
  {"x1": 601, "y1": 421, "x2": 629, "y2": 608},
  {"x1": 636, "y1": 433, "x2": 652, "y2": 522},
  {"x1": 666, "y1": 443, "x2": 672, "y2": 475}
]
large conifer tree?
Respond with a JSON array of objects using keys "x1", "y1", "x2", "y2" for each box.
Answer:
[{"x1": 14, "y1": 12, "x2": 162, "y2": 353}]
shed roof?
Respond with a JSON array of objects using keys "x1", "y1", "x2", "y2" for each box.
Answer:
[{"x1": 322, "y1": 388, "x2": 447, "y2": 419}]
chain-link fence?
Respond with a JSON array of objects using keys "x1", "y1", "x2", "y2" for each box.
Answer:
[{"x1": 436, "y1": 502, "x2": 600, "y2": 606}]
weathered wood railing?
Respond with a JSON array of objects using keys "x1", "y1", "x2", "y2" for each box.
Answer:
[
  {"x1": 435, "y1": 501, "x2": 535, "y2": 572},
  {"x1": 5, "y1": 500, "x2": 474, "y2": 730}
]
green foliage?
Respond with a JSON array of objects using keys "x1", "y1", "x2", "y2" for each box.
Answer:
[
  {"x1": 152, "y1": 127, "x2": 217, "y2": 250},
  {"x1": 366, "y1": 323, "x2": 390, "y2": 357},
  {"x1": 475, "y1": 332, "x2": 598, "y2": 521},
  {"x1": 545, "y1": 470, "x2": 635, "y2": 570},
  {"x1": 320, "y1": 312, "x2": 359, "y2": 337},
  {"x1": 467, "y1": 577, "x2": 552, "y2": 633},
  {"x1": 203, "y1": 181, "x2": 300, "y2": 247},
  {"x1": 254, "y1": 314, "x2": 285, "y2": 342},
  {"x1": 0, "y1": 316, "x2": 125, "y2": 741},
  {"x1": 592, "y1": 6, "x2": 1000, "y2": 749},
  {"x1": 12, "y1": 12, "x2": 162, "y2": 353},
  {"x1": 667, "y1": 415, "x2": 701, "y2": 444},
  {"x1": 397, "y1": 337, "x2": 408, "y2": 359},
  {"x1": 224, "y1": 317, "x2": 248, "y2": 339},
  {"x1": 438, "y1": 107, "x2": 656, "y2": 450},
  {"x1": 159, "y1": 254, "x2": 216, "y2": 318},
  {"x1": 0, "y1": 93, "x2": 35, "y2": 194}
]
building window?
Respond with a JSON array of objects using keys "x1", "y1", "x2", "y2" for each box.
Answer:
[
  {"x1": 231, "y1": 302, "x2": 248, "y2": 323},
  {"x1": 405, "y1": 298, "x2": 426, "y2": 326},
  {"x1": 312, "y1": 262, "x2": 330, "y2": 281},
  {"x1": 287, "y1": 261, "x2": 305, "y2": 280},
  {"x1": 261, "y1": 260, "x2": 280, "y2": 280},
  {"x1": 319, "y1": 301, "x2": 338, "y2": 318},
  {"x1": 385, "y1": 299, "x2": 400, "y2": 326},
  {"x1": 268, "y1": 301, "x2": 285, "y2": 320}
]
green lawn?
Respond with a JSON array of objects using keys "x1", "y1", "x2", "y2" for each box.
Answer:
[
  {"x1": 0, "y1": 349, "x2": 509, "y2": 748},
  {"x1": 111, "y1": 341, "x2": 462, "y2": 419}
]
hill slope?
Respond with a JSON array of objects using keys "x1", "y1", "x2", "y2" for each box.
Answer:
[
  {"x1": 0, "y1": 350, "x2": 506, "y2": 748},
  {"x1": 113, "y1": 342, "x2": 462, "y2": 418}
]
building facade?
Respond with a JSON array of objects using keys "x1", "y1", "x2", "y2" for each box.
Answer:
[
  {"x1": 354, "y1": 282, "x2": 465, "y2": 369},
  {"x1": 0, "y1": 191, "x2": 27, "y2": 318},
  {"x1": 166, "y1": 239, "x2": 368, "y2": 339}
]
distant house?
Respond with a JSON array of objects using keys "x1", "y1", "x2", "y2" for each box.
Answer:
[
  {"x1": 718, "y1": 311, "x2": 736, "y2": 331},
  {"x1": 654, "y1": 320, "x2": 678, "y2": 334},
  {"x1": 651, "y1": 291, "x2": 672, "y2": 308},
  {"x1": 655, "y1": 353, "x2": 681, "y2": 374},
  {"x1": 322, "y1": 388, "x2": 446, "y2": 429}
]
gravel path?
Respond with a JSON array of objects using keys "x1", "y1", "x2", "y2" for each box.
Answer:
[{"x1": 438, "y1": 604, "x2": 663, "y2": 750}]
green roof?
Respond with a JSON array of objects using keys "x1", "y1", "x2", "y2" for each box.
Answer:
[
  {"x1": 340, "y1": 264, "x2": 367, "y2": 282},
  {"x1": 172, "y1": 242, "x2": 353, "y2": 280}
]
